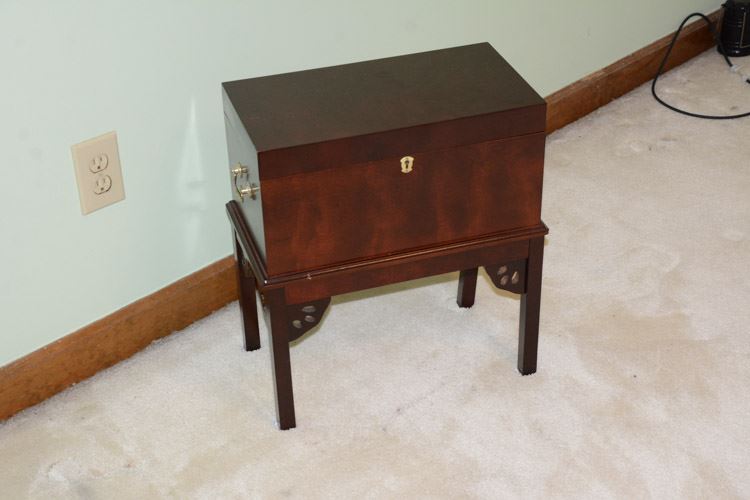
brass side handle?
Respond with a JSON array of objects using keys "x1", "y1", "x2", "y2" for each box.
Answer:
[{"x1": 232, "y1": 163, "x2": 260, "y2": 200}]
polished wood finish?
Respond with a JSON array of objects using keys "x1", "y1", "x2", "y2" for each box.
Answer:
[
  {"x1": 546, "y1": 9, "x2": 720, "y2": 134},
  {"x1": 261, "y1": 133, "x2": 545, "y2": 275},
  {"x1": 234, "y1": 232, "x2": 261, "y2": 351},
  {"x1": 228, "y1": 201, "x2": 548, "y2": 429},
  {"x1": 264, "y1": 288, "x2": 296, "y2": 430},
  {"x1": 224, "y1": 92, "x2": 267, "y2": 262},
  {"x1": 457, "y1": 268, "x2": 478, "y2": 308},
  {"x1": 223, "y1": 43, "x2": 545, "y2": 179},
  {"x1": 258, "y1": 293, "x2": 332, "y2": 429},
  {"x1": 518, "y1": 237, "x2": 545, "y2": 375},
  {"x1": 2, "y1": 19, "x2": 718, "y2": 422},
  {"x1": 228, "y1": 200, "x2": 269, "y2": 290},
  {"x1": 255, "y1": 105, "x2": 544, "y2": 182},
  {"x1": 224, "y1": 44, "x2": 551, "y2": 429},
  {"x1": 229, "y1": 199, "x2": 544, "y2": 301},
  {"x1": 0, "y1": 257, "x2": 237, "y2": 421},
  {"x1": 281, "y1": 234, "x2": 533, "y2": 304},
  {"x1": 224, "y1": 44, "x2": 547, "y2": 275}
]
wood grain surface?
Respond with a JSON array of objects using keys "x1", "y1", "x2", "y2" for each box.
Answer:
[
  {"x1": 261, "y1": 133, "x2": 546, "y2": 275},
  {"x1": 0, "y1": 11, "x2": 720, "y2": 420}
]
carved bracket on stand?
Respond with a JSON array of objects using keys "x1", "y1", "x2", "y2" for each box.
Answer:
[
  {"x1": 286, "y1": 297, "x2": 331, "y2": 342},
  {"x1": 485, "y1": 260, "x2": 527, "y2": 294}
]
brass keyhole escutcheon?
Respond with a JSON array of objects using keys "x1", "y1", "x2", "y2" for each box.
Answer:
[{"x1": 400, "y1": 156, "x2": 414, "y2": 173}]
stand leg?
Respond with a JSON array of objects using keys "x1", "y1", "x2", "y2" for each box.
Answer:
[
  {"x1": 234, "y1": 232, "x2": 261, "y2": 351},
  {"x1": 457, "y1": 268, "x2": 478, "y2": 308},
  {"x1": 518, "y1": 237, "x2": 544, "y2": 375},
  {"x1": 266, "y1": 289, "x2": 296, "y2": 430}
]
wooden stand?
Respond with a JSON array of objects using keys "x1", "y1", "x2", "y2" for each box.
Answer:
[{"x1": 227, "y1": 201, "x2": 546, "y2": 430}]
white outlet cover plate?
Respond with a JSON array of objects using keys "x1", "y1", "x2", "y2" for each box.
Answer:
[{"x1": 71, "y1": 131, "x2": 125, "y2": 214}]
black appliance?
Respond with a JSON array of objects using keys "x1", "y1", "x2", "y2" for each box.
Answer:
[{"x1": 720, "y1": 0, "x2": 750, "y2": 56}]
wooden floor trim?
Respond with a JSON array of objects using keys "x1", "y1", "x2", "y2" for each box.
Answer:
[
  {"x1": 546, "y1": 9, "x2": 719, "y2": 133},
  {"x1": 0, "y1": 257, "x2": 237, "y2": 421},
  {"x1": 0, "y1": 9, "x2": 720, "y2": 421}
]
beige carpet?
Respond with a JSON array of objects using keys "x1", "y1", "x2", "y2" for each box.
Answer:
[{"x1": 1, "y1": 50, "x2": 749, "y2": 499}]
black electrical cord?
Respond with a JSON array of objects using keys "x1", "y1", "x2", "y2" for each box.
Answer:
[{"x1": 652, "y1": 12, "x2": 750, "y2": 119}]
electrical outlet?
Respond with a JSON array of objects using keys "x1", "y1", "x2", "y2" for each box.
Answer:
[{"x1": 71, "y1": 131, "x2": 125, "y2": 214}]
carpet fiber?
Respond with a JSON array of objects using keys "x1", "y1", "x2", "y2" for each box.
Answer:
[{"x1": 1, "y1": 50, "x2": 749, "y2": 498}]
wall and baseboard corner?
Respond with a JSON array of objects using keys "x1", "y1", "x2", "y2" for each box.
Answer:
[
  {"x1": 0, "y1": 258, "x2": 236, "y2": 420},
  {"x1": 0, "y1": 4, "x2": 720, "y2": 421}
]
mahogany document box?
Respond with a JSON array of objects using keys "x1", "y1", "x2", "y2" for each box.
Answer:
[{"x1": 222, "y1": 43, "x2": 548, "y2": 429}]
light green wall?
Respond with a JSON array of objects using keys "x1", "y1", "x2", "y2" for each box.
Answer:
[{"x1": 0, "y1": 0, "x2": 717, "y2": 366}]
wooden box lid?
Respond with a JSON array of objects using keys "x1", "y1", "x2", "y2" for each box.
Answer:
[{"x1": 222, "y1": 43, "x2": 545, "y2": 181}]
